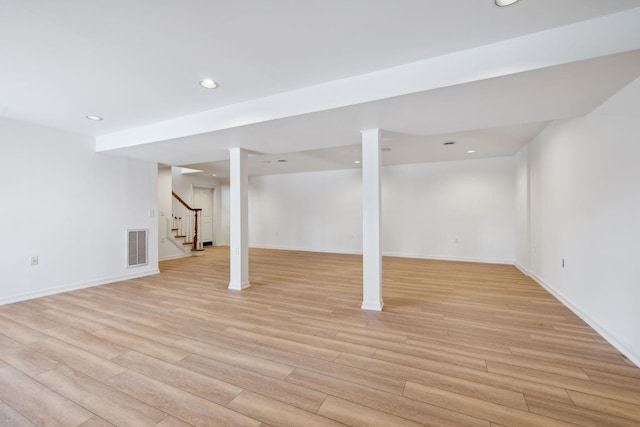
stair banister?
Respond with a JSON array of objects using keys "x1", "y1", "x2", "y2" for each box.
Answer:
[{"x1": 172, "y1": 191, "x2": 203, "y2": 252}]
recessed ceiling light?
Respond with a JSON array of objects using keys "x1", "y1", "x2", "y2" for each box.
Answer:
[
  {"x1": 354, "y1": 160, "x2": 361, "y2": 164},
  {"x1": 211, "y1": 174, "x2": 217, "y2": 177},
  {"x1": 443, "y1": 141, "x2": 455, "y2": 146},
  {"x1": 199, "y1": 79, "x2": 218, "y2": 89},
  {"x1": 85, "y1": 115, "x2": 103, "y2": 121},
  {"x1": 495, "y1": 0, "x2": 520, "y2": 6},
  {"x1": 467, "y1": 150, "x2": 476, "y2": 154}
]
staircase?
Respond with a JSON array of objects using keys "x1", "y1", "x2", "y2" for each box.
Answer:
[{"x1": 169, "y1": 191, "x2": 205, "y2": 256}]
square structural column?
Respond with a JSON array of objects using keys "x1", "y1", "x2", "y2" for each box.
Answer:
[
  {"x1": 361, "y1": 129, "x2": 383, "y2": 311},
  {"x1": 228, "y1": 147, "x2": 250, "y2": 290}
]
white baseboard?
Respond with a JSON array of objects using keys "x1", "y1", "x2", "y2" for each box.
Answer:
[
  {"x1": 249, "y1": 244, "x2": 362, "y2": 256},
  {"x1": 382, "y1": 251, "x2": 514, "y2": 265},
  {"x1": 527, "y1": 271, "x2": 640, "y2": 368},
  {"x1": 250, "y1": 245, "x2": 514, "y2": 265},
  {"x1": 0, "y1": 268, "x2": 160, "y2": 306},
  {"x1": 514, "y1": 262, "x2": 531, "y2": 276},
  {"x1": 159, "y1": 253, "x2": 188, "y2": 261}
]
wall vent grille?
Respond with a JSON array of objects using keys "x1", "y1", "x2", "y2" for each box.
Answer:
[{"x1": 127, "y1": 229, "x2": 148, "y2": 267}]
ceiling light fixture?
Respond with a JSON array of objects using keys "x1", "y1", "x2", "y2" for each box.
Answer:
[
  {"x1": 467, "y1": 150, "x2": 476, "y2": 154},
  {"x1": 199, "y1": 79, "x2": 218, "y2": 89},
  {"x1": 211, "y1": 174, "x2": 217, "y2": 177},
  {"x1": 495, "y1": 0, "x2": 520, "y2": 6},
  {"x1": 85, "y1": 115, "x2": 103, "y2": 121},
  {"x1": 354, "y1": 160, "x2": 361, "y2": 164}
]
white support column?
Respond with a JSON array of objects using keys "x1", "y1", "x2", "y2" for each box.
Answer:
[
  {"x1": 361, "y1": 129, "x2": 383, "y2": 311},
  {"x1": 228, "y1": 147, "x2": 250, "y2": 290}
]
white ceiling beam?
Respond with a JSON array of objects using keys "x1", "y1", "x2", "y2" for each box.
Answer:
[{"x1": 96, "y1": 7, "x2": 640, "y2": 153}]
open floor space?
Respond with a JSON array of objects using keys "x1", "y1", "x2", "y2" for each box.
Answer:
[{"x1": 0, "y1": 248, "x2": 639, "y2": 426}]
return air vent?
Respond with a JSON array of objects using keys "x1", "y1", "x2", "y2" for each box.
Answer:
[{"x1": 127, "y1": 229, "x2": 148, "y2": 267}]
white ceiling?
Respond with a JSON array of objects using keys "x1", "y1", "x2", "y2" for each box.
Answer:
[{"x1": 2, "y1": 0, "x2": 640, "y2": 178}]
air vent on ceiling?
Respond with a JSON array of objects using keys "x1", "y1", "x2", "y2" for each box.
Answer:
[{"x1": 127, "y1": 229, "x2": 148, "y2": 267}]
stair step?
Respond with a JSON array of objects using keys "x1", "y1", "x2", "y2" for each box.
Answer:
[
  {"x1": 175, "y1": 235, "x2": 186, "y2": 238},
  {"x1": 183, "y1": 241, "x2": 193, "y2": 245},
  {"x1": 171, "y1": 228, "x2": 178, "y2": 231}
]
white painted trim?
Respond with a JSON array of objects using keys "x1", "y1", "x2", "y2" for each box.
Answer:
[
  {"x1": 528, "y1": 271, "x2": 640, "y2": 368},
  {"x1": 249, "y1": 244, "x2": 362, "y2": 255},
  {"x1": 159, "y1": 253, "x2": 188, "y2": 261},
  {"x1": 514, "y1": 262, "x2": 531, "y2": 277},
  {"x1": 228, "y1": 281, "x2": 251, "y2": 291},
  {"x1": 382, "y1": 251, "x2": 514, "y2": 265},
  {"x1": 361, "y1": 300, "x2": 384, "y2": 311},
  {"x1": 0, "y1": 268, "x2": 160, "y2": 306},
  {"x1": 250, "y1": 245, "x2": 515, "y2": 264}
]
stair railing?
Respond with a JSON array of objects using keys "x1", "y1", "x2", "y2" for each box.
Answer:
[{"x1": 171, "y1": 192, "x2": 203, "y2": 251}]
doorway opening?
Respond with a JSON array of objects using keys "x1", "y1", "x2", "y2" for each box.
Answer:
[{"x1": 193, "y1": 186, "x2": 215, "y2": 247}]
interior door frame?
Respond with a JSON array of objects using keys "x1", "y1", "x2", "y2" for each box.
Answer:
[{"x1": 193, "y1": 185, "x2": 216, "y2": 246}]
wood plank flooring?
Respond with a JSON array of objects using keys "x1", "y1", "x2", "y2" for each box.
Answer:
[{"x1": 1, "y1": 247, "x2": 639, "y2": 426}]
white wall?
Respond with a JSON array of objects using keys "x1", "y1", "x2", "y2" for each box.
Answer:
[
  {"x1": 518, "y1": 76, "x2": 640, "y2": 365},
  {"x1": 514, "y1": 145, "x2": 530, "y2": 270},
  {"x1": 249, "y1": 169, "x2": 363, "y2": 253},
  {"x1": 171, "y1": 166, "x2": 194, "y2": 204},
  {"x1": 171, "y1": 167, "x2": 220, "y2": 204},
  {"x1": 382, "y1": 157, "x2": 515, "y2": 263},
  {"x1": 0, "y1": 118, "x2": 159, "y2": 304},
  {"x1": 248, "y1": 157, "x2": 516, "y2": 263}
]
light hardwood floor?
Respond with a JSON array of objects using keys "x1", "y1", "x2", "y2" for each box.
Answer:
[{"x1": 1, "y1": 247, "x2": 639, "y2": 426}]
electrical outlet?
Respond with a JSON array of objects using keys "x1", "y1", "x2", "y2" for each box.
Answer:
[{"x1": 30, "y1": 256, "x2": 38, "y2": 266}]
